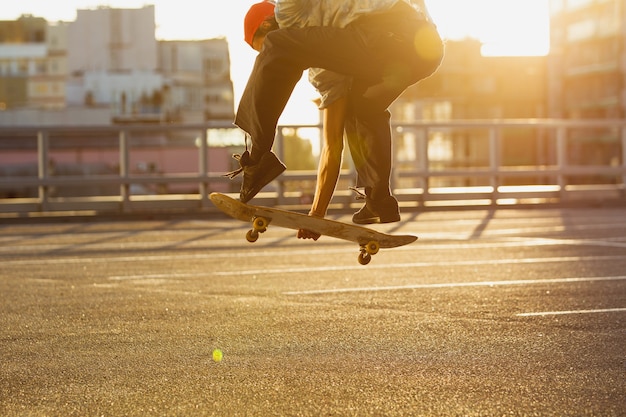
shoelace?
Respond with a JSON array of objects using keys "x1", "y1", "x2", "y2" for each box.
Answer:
[
  {"x1": 349, "y1": 186, "x2": 366, "y2": 200},
  {"x1": 223, "y1": 132, "x2": 253, "y2": 179},
  {"x1": 223, "y1": 154, "x2": 244, "y2": 179}
]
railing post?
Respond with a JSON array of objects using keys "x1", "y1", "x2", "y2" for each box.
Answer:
[
  {"x1": 37, "y1": 130, "x2": 50, "y2": 211},
  {"x1": 119, "y1": 129, "x2": 130, "y2": 212},
  {"x1": 622, "y1": 126, "x2": 626, "y2": 191},
  {"x1": 390, "y1": 128, "x2": 398, "y2": 197},
  {"x1": 417, "y1": 127, "x2": 429, "y2": 203},
  {"x1": 556, "y1": 126, "x2": 567, "y2": 200},
  {"x1": 489, "y1": 126, "x2": 501, "y2": 205},
  {"x1": 199, "y1": 128, "x2": 209, "y2": 208},
  {"x1": 275, "y1": 128, "x2": 285, "y2": 205}
]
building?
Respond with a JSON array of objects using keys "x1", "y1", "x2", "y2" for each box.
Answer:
[
  {"x1": 65, "y1": 5, "x2": 162, "y2": 122},
  {"x1": 0, "y1": 6, "x2": 234, "y2": 125},
  {"x1": 548, "y1": 0, "x2": 624, "y2": 170},
  {"x1": 68, "y1": 6, "x2": 157, "y2": 73},
  {"x1": 0, "y1": 14, "x2": 46, "y2": 43},
  {"x1": 158, "y1": 39, "x2": 235, "y2": 123},
  {"x1": 391, "y1": 39, "x2": 548, "y2": 187},
  {"x1": 396, "y1": 39, "x2": 547, "y2": 121},
  {"x1": 67, "y1": 6, "x2": 234, "y2": 124},
  {"x1": 548, "y1": 0, "x2": 625, "y2": 119},
  {"x1": 0, "y1": 15, "x2": 67, "y2": 110}
]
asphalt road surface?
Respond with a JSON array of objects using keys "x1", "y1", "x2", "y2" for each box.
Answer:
[{"x1": 1, "y1": 206, "x2": 625, "y2": 416}]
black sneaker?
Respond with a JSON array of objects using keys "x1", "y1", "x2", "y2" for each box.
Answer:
[
  {"x1": 224, "y1": 151, "x2": 286, "y2": 203},
  {"x1": 352, "y1": 196, "x2": 400, "y2": 225}
]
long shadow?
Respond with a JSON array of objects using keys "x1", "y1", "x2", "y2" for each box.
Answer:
[
  {"x1": 384, "y1": 211, "x2": 421, "y2": 235},
  {"x1": 159, "y1": 221, "x2": 250, "y2": 250},
  {"x1": 0, "y1": 222, "x2": 121, "y2": 253},
  {"x1": 43, "y1": 225, "x2": 153, "y2": 256},
  {"x1": 469, "y1": 209, "x2": 495, "y2": 239},
  {"x1": 32, "y1": 219, "x2": 237, "y2": 256}
]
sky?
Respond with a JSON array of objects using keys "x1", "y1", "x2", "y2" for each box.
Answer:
[{"x1": 0, "y1": 0, "x2": 551, "y2": 125}]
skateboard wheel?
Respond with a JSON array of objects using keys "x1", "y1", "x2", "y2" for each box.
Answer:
[
  {"x1": 246, "y1": 229, "x2": 259, "y2": 243},
  {"x1": 252, "y1": 217, "x2": 268, "y2": 233},
  {"x1": 358, "y1": 252, "x2": 372, "y2": 265},
  {"x1": 365, "y1": 241, "x2": 380, "y2": 255}
]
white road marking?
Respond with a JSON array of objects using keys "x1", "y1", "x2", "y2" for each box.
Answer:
[
  {"x1": 283, "y1": 275, "x2": 626, "y2": 295},
  {"x1": 5, "y1": 245, "x2": 625, "y2": 268},
  {"x1": 506, "y1": 236, "x2": 626, "y2": 249},
  {"x1": 214, "y1": 255, "x2": 626, "y2": 277},
  {"x1": 517, "y1": 308, "x2": 626, "y2": 317},
  {"x1": 108, "y1": 273, "x2": 197, "y2": 281}
]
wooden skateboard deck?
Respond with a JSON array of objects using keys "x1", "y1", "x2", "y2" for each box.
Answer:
[{"x1": 210, "y1": 192, "x2": 417, "y2": 265}]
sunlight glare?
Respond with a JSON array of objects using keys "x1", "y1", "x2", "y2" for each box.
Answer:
[{"x1": 428, "y1": 0, "x2": 550, "y2": 56}]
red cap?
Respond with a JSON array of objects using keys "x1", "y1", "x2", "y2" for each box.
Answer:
[{"x1": 244, "y1": 1, "x2": 276, "y2": 47}]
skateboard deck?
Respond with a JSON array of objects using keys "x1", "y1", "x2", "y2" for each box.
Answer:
[{"x1": 210, "y1": 192, "x2": 417, "y2": 265}]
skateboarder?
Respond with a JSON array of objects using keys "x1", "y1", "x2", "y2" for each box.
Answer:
[{"x1": 229, "y1": 0, "x2": 443, "y2": 232}]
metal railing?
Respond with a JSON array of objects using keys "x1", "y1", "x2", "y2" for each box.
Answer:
[{"x1": 0, "y1": 119, "x2": 624, "y2": 217}]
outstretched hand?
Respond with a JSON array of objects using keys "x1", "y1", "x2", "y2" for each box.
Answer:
[{"x1": 297, "y1": 228, "x2": 321, "y2": 241}]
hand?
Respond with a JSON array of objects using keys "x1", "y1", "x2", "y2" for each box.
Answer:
[
  {"x1": 297, "y1": 228, "x2": 321, "y2": 241},
  {"x1": 297, "y1": 211, "x2": 324, "y2": 240}
]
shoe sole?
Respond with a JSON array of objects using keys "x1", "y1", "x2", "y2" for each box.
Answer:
[
  {"x1": 352, "y1": 215, "x2": 400, "y2": 225},
  {"x1": 352, "y1": 216, "x2": 380, "y2": 225}
]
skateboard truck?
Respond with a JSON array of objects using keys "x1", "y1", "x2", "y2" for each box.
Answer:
[
  {"x1": 358, "y1": 241, "x2": 380, "y2": 265},
  {"x1": 246, "y1": 216, "x2": 270, "y2": 243}
]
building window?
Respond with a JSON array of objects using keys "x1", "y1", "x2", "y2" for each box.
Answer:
[
  {"x1": 204, "y1": 57, "x2": 223, "y2": 75},
  {"x1": 36, "y1": 61, "x2": 47, "y2": 75},
  {"x1": 424, "y1": 101, "x2": 452, "y2": 121},
  {"x1": 18, "y1": 60, "x2": 28, "y2": 75}
]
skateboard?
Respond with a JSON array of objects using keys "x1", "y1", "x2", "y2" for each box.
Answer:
[{"x1": 209, "y1": 192, "x2": 417, "y2": 265}]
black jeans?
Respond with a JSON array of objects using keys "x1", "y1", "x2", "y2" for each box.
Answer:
[{"x1": 234, "y1": 1, "x2": 443, "y2": 200}]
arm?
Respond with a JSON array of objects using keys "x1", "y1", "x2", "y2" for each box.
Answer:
[
  {"x1": 297, "y1": 96, "x2": 347, "y2": 240},
  {"x1": 310, "y1": 96, "x2": 346, "y2": 217}
]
